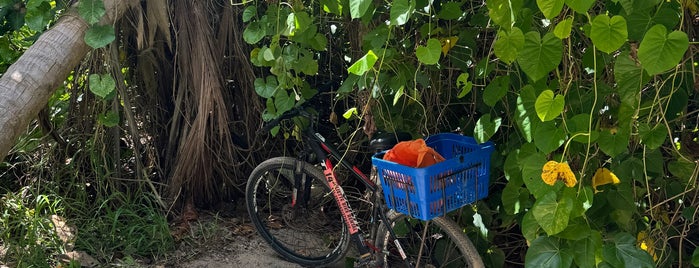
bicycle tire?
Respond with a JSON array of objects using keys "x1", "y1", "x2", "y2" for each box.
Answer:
[
  {"x1": 246, "y1": 157, "x2": 350, "y2": 266},
  {"x1": 376, "y1": 211, "x2": 485, "y2": 268}
]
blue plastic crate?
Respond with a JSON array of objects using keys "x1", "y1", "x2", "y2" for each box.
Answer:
[{"x1": 372, "y1": 133, "x2": 495, "y2": 221}]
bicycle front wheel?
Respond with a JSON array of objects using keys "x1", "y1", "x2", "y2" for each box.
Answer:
[
  {"x1": 376, "y1": 211, "x2": 484, "y2": 268},
  {"x1": 245, "y1": 157, "x2": 350, "y2": 267}
]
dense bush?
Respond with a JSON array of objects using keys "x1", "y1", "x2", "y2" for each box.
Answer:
[{"x1": 243, "y1": 0, "x2": 699, "y2": 266}]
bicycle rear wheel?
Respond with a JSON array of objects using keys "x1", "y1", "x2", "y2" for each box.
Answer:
[
  {"x1": 246, "y1": 157, "x2": 350, "y2": 266},
  {"x1": 376, "y1": 211, "x2": 484, "y2": 268}
]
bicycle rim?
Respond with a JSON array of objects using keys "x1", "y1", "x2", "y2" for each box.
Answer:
[
  {"x1": 377, "y1": 213, "x2": 484, "y2": 268},
  {"x1": 246, "y1": 157, "x2": 350, "y2": 266}
]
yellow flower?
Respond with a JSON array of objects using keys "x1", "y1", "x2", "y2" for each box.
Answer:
[
  {"x1": 541, "y1": 161, "x2": 577, "y2": 187},
  {"x1": 592, "y1": 167, "x2": 620, "y2": 193}
]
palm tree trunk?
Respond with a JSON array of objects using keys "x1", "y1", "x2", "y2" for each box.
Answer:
[{"x1": 0, "y1": 0, "x2": 137, "y2": 162}]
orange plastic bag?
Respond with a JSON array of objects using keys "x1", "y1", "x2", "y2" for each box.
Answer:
[{"x1": 383, "y1": 139, "x2": 445, "y2": 168}]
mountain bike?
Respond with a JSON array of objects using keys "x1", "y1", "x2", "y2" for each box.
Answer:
[{"x1": 246, "y1": 105, "x2": 494, "y2": 267}]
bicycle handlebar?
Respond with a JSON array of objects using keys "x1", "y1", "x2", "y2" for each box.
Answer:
[{"x1": 258, "y1": 106, "x2": 313, "y2": 134}]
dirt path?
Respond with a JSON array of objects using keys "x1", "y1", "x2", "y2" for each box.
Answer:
[{"x1": 161, "y1": 210, "x2": 305, "y2": 268}]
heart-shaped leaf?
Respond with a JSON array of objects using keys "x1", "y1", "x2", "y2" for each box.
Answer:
[
  {"x1": 390, "y1": 0, "x2": 415, "y2": 25},
  {"x1": 474, "y1": 114, "x2": 502, "y2": 143},
  {"x1": 487, "y1": 0, "x2": 521, "y2": 29},
  {"x1": 416, "y1": 38, "x2": 441, "y2": 65},
  {"x1": 88, "y1": 74, "x2": 115, "y2": 100},
  {"x1": 84, "y1": 25, "x2": 115, "y2": 49},
  {"x1": 349, "y1": 0, "x2": 371, "y2": 19},
  {"x1": 99, "y1": 110, "x2": 119, "y2": 127},
  {"x1": 590, "y1": 15, "x2": 628, "y2": 54},
  {"x1": 348, "y1": 50, "x2": 378, "y2": 75},
  {"x1": 535, "y1": 89, "x2": 565, "y2": 121},
  {"x1": 553, "y1": 17, "x2": 573, "y2": 39},
  {"x1": 483, "y1": 75, "x2": 509, "y2": 107},
  {"x1": 536, "y1": 0, "x2": 564, "y2": 19},
  {"x1": 564, "y1": 0, "x2": 594, "y2": 14},
  {"x1": 517, "y1": 32, "x2": 562, "y2": 82},
  {"x1": 516, "y1": 85, "x2": 539, "y2": 142},
  {"x1": 532, "y1": 191, "x2": 574, "y2": 236},
  {"x1": 456, "y1": 73, "x2": 473, "y2": 98},
  {"x1": 597, "y1": 127, "x2": 630, "y2": 157},
  {"x1": 494, "y1": 27, "x2": 524, "y2": 64},
  {"x1": 638, "y1": 123, "x2": 666, "y2": 149},
  {"x1": 437, "y1": 2, "x2": 463, "y2": 20},
  {"x1": 533, "y1": 121, "x2": 566, "y2": 153},
  {"x1": 243, "y1": 21, "x2": 265, "y2": 44},
  {"x1": 254, "y1": 76, "x2": 278, "y2": 98},
  {"x1": 637, "y1": 24, "x2": 689, "y2": 75},
  {"x1": 242, "y1": 6, "x2": 256, "y2": 22},
  {"x1": 274, "y1": 89, "x2": 294, "y2": 115},
  {"x1": 78, "y1": 0, "x2": 105, "y2": 25},
  {"x1": 526, "y1": 232, "x2": 574, "y2": 267}
]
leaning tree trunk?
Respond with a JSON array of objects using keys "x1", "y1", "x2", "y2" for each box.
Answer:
[{"x1": 0, "y1": 0, "x2": 137, "y2": 162}]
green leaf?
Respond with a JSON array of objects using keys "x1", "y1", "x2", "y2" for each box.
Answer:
[
  {"x1": 99, "y1": 110, "x2": 119, "y2": 127},
  {"x1": 343, "y1": 107, "x2": 358, "y2": 119},
  {"x1": 243, "y1": 21, "x2": 265, "y2": 44},
  {"x1": 494, "y1": 27, "x2": 524, "y2": 64},
  {"x1": 533, "y1": 191, "x2": 574, "y2": 235},
  {"x1": 637, "y1": 25, "x2": 689, "y2": 75},
  {"x1": 390, "y1": 0, "x2": 415, "y2": 25},
  {"x1": 612, "y1": 233, "x2": 655, "y2": 267},
  {"x1": 598, "y1": 128, "x2": 630, "y2": 157},
  {"x1": 553, "y1": 17, "x2": 573, "y2": 39},
  {"x1": 535, "y1": 89, "x2": 564, "y2": 121},
  {"x1": 536, "y1": 0, "x2": 564, "y2": 19},
  {"x1": 338, "y1": 75, "x2": 359, "y2": 94},
  {"x1": 533, "y1": 121, "x2": 566, "y2": 154},
  {"x1": 274, "y1": 89, "x2": 294, "y2": 115},
  {"x1": 456, "y1": 73, "x2": 473, "y2": 98},
  {"x1": 615, "y1": 50, "x2": 648, "y2": 106},
  {"x1": 618, "y1": 0, "x2": 658, "y2": 14},
  {"x1": 254, "y1": 76, "x2": 278, "y2": 98},
  {"x1": 516, "y1": 85, "x2": 538, "y2": 142},
  {"x1": 348, "y1": 50, "x2": 378, "y2": 75},
  {"x1": 521, "y1": 210, "x2": 541, "y2": 242},
  {"x1": 555, "y1": 218, "x2": 591, "y2": 241},
  {"x1": 502, "y1": 182, "x2": 530, "y2": 215},
  {"x1": 517, "y1": 32, "x2": 562, "y2": 82},
  {"x1": 25, "y1": 0, "x2": 52, "y2": 31},
  {"x1": 571, "y1": 232, "x2": 602, "y2": 267},
  {"x1": 437, "y1": 2, "x2": 463, "y2": 20},
  {"x1": 78, "y1": 0, "x2": 105, "y2": 25},
  {"x1": 416, "y1": 38, "x2": 441, "y2": 65},
  {"x1": 474, "y1": 114, "x2": 502, "y2": 143},
  {"x1": 487, "y1": 0, "x2": 521, "y2": 29},
  {"x1": 84, "y1": 25, "x2": 115, "y2": 49},
  {"x1": 88, "y1": 74, "x2": 115, "y2": 99},
  {"x1": 638, "y1": 123, "x2": 666, "y2": 149},
  {"x1": 320, "y1": 0, "x2": 343, "y2": 14},
  {"x1": 242, "y1": 6, "x2": 256, "y2": 22},
  {"x1": 526, "y1": 236, "x2": 574, "y2": 267},
  {"x1": 483, "y1": 76, "x2": 509, "y2": 107},
  {"x1": 590, "y1": 15, "x2": 628, "y2": 54},
  {"x1": 668, "y1": 160, "x2": 695, "y2": 180},
  {"x1": 692, "y1": 247, "x2": 699, "y2": 267},
  {"x1": 564, "y1": 0, "x2": 594, "y2": 14},
  {"x1": 349, "y1": 0, "x2": 371, "y2": 19}
]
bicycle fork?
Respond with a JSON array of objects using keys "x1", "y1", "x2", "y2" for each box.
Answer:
[{"x1": 319, "y1": 159, "x2": 412, "y2": 267}]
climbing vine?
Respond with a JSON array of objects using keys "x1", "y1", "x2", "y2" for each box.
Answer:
[{"x1": 243, "y1": 0, "x2": 699, "y2": 266}]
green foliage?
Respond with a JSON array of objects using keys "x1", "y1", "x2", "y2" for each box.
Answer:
[
  {"x1": 78, "y1": 0, "x2": 115, "y2": 49},
  {"x1": 73, "y1": 192, "x2": 173, "y2": 259},
  {"x1": 0, "y1": 188, "x2": 64, "y2": 267},
  {"x1": 242, "y1": 0, "x2": 698, "y2": 266}
]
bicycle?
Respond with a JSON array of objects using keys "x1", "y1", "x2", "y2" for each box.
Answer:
[{"x1": 246, "y1": 105, "x2": 494, "y2": 267}]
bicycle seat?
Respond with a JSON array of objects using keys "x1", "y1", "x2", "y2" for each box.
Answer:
[{"x1": 369, "y1": 132, "x2": 412, "y2": 153}]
